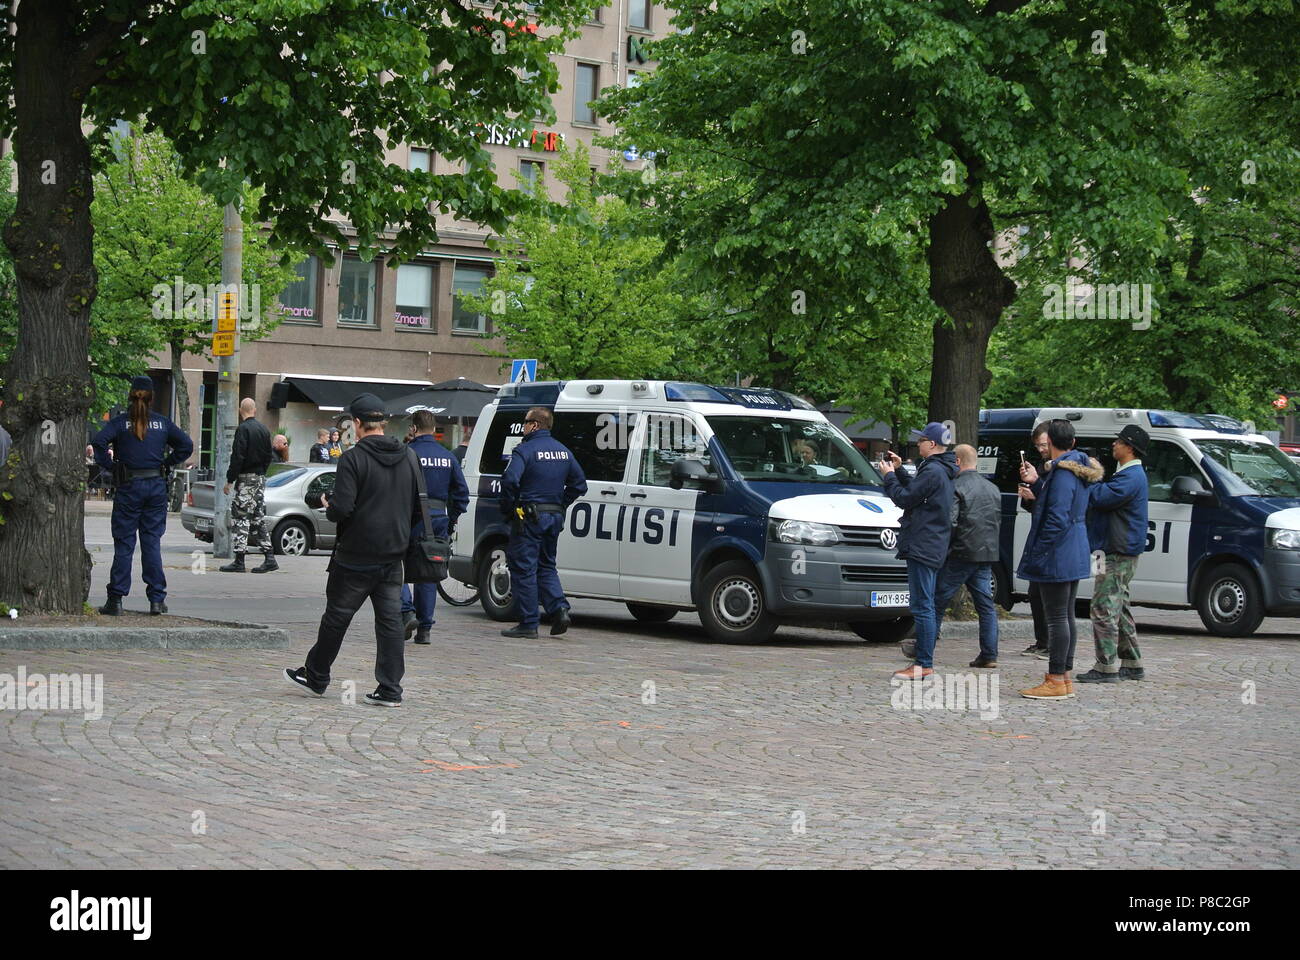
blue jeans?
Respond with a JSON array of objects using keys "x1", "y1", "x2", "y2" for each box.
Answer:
[
  {"x1": 934, "y1": 558, "x2": 999, "y2": 661},
  {"x1": 907, "y1": 561, "x2": 940, "y2": 668}
]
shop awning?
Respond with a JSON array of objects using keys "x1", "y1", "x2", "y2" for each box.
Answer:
[{"x1": 279, "y1": 376, "x2": 435, "y2": 412}]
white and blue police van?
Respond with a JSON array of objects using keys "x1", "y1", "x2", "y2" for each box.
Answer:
[
  {"x1": 448, "y1": 380, "x2": 912, "y2": 644},
  {"x1": 978, "y1": 407, "x2": 1300, "y2": 636}
]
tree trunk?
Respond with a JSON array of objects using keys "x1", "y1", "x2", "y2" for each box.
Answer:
[
  {"x1": 171, "y1": 340, "x2": 190, "y2": 435},
  {"x1": 0, "y1": 1, "x2": 97, "y2": 613},
  {"x1": 926, "y1": 184, "x2": 1017, "y2": 450}
]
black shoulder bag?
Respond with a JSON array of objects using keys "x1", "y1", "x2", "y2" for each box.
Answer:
[{"x1": 403, "y1": 450, "x2": 451, "y2": 583}]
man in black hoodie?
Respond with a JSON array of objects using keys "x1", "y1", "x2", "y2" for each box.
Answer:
[
  {"x1": 285, "y1": 394, "x2": 423, "y2": 707},
  {"x1": 881, "y1": 422, "x2": 960, "y2": 681}
]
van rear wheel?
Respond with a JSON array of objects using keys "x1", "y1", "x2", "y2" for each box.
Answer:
[
  {"x1": 697, "y1": 560, "x2": 777, "y2": 644},
  {"x1": 1197, "y1": 562, "x2": 1265, "y2": 637},
  {"x1": 477, "y1": 544, "x2": 515, "y2": 621}
]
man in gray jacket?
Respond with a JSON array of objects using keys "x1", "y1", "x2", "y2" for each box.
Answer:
[{"x1": 933, "y1": 443, "x2": 1003, "y2": 667}]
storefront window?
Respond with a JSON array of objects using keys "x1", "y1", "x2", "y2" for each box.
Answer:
[
  {"x1": 279, "y1": 257, "x2": 318, "y2": 323},
  {"x1": 452, "y1": 264, "x2": 492, "y2": 335},
  {"x1": 338, "y1": 257, "x2": 376, "y2": 327},
  {"x1": 395, "y1": 263, "x2": 434, "y2": 332}
]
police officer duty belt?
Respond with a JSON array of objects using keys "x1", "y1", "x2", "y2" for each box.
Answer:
[
  {"x1": 126, "y1": 468, "x2": 164, "y2": 479},
  {"x1": 527, "y1": 503, "x2": 563, "y2": 512}
]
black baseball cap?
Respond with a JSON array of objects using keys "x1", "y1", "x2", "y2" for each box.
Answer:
[
  {"x1": 1117, "y1": 424, "x2": 1149, "y2": 456},
  {"x1": 347, "y1": 393, "x2": 387, "y2": 422},
  {"x1": 130, "y1": 375, "x2": 154, "y2": 393}
]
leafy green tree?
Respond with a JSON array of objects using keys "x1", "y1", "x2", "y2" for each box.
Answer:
[
  {"x1": 0, "y1": 0, "x2": 596, "y2": 613},
  {"x1": 984, "y1": 59, "x2": 1300, "y2": 425},
  {"x1": 601, "y1": 0, "x2": 1300, "y2": 448},
  {"x1": 91, "y1": 126, "x2": 296, "y2": 429},
  {"x1": 459, "y1": 140, "x2": 726, "y2": 382}
]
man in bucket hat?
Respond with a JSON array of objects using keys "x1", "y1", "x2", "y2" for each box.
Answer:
[{"x1": 1077, "y1": 424, "x2": 1150, "y2": 683}]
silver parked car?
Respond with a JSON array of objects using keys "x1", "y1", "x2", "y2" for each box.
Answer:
[{"x1": 181, "y1": 462, "x2": 337, "y2": 556}]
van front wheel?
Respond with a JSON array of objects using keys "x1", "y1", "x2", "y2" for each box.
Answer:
[
  {"x1": 848, "y1": 617, "x2": 915, "y2": 643},
  {"x1": 698, "y1": 560, "x2": 777, "y2": 644},
  {"x1": 1197, "y1": 562, "x2": 1265, "y2": 637}
]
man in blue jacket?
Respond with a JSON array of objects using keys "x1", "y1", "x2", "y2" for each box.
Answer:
[
  {"x1": 1077, "y1": 424, "x2": 1150, "y2": 684},
  {"x1": 499, "y1": 407, "x2": 587, "y2": 639},
  {"x1": 881, "y1": 421, "x2": 960, "y2": 680},
  {"x1": 400, "y1": 410, "x2": 469, "y2": 645}
]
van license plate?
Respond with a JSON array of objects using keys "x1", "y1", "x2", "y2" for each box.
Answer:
[{"x1": 869, "y1": 591, "x2": 909, "y2": 608}]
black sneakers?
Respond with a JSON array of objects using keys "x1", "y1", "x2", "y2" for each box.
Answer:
[
  {"x1": 414, "y1": 627, "x2": 431, "y2": 645},
  {"x1": 363, "y1": 690, "x2": 401, "y2": 707},
  {"x1": 1075, "y1": 668, "x2": 1120, "y2": 684},
  {"x1": 403, "y1": 610, "x2": 418, "y2": 641},
  {"x1": 550, "y1": 607, "x2": 572, "y2": 636},
  {"x1": 969, "y1": 657, "x2": 998, "y2": 668},
  {"x1": 1020, "y1": 643, "x2": 1048, "y2": 658},
  {"x1": 501, "y1": 625, "x2": 538, "y2": 638},
  {"x1": 284, "y1": 667, "x2": 326, "y2": 697},
  {"x1": 1118, "y1": 666, "x2": 1146, "y2": 680}
]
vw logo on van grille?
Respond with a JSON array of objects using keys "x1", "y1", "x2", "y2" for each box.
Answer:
[{"x1": 879, "y1": 528, "x2": 898, "y2": 550}]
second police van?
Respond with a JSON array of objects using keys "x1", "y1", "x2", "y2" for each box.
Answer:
[
  {"x1": 977, "y1": 407, "x2": 1300, "y2": 636},
  {"x1": 448, "y1": 380, "x2": 914, "y2": 644}
]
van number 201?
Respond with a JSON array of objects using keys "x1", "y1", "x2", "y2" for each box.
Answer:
[{"x1": 1146, "y1": 520, "x2": 1172, "y2": 553}]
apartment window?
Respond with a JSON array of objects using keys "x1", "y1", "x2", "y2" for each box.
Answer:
[
  {"x1": 395, "y1": 263, "x2": 435, "y2": 332},
  {"x1": 338, "y1": 257, "x2": 376, "y2": 327},
  {"x1": 409, "y1": 147, "x2": 430, "y2": 173},
  {"x1": 452, "y1": 264, "x2": 492, "y2": 335},
  {"x1": 519, "y1": 159, "x2": 543, "y2": 194},
  {"x1": 574, "y1": 63, "x2": 599, "y2": 125},
  {"x1": 629, "y1": 0, "x2": 649, "y2": 30},
  {"x1": 279, "y1": 256, "x2": 319, "y2": 324}
]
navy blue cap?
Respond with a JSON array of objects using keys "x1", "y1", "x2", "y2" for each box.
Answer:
[
  {"x1": 130, "y1": 375, "x2": 154, "y2": 393},
  {"x1": 348, "y1": 392, "x2": 387, "y2": 422},
  {"x1": 909, "y1": 421, "x2": 952, "y2": 445}
]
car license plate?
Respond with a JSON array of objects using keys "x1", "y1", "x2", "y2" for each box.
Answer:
[
  {"x1": 195, "y1": 518, "x2": 211, "y2": 531},
  {"x1": 869, "y1": 591, "x2": 909, "y2": 608}
]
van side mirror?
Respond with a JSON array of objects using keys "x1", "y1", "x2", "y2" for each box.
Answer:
[
  {"x1": 1170, "y1": 475, "x2": 1214, "y2": 504},
  {"x1": 670, "y1": 458, "x2": 720, "y2": 491}
]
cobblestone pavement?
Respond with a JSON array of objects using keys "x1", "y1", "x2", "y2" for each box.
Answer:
[{"x1": 0, "y1": 512, "x2": 1296, "y2": 869}]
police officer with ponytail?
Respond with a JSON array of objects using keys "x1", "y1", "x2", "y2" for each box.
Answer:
[{"x1": 91, "y1": 376, "x2": 193, "y2": 615}]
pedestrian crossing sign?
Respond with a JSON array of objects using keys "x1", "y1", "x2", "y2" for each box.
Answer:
[{"x1": 510, "y1": 359, "x2": 537, "y2": 384}]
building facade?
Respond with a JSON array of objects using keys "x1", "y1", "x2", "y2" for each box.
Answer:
[{"x1": 149, "y1": 2, "x2": 671, "y2": 466}]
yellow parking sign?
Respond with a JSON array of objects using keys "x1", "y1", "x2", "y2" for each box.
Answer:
[{"x1": 212, "y1": 332, "x2": 235, "y2": 356}]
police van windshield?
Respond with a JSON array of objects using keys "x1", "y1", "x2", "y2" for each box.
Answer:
[
  {"x1": 1193, "y1": 439, "x2": 1300, "y2": 498},
  {"x1": 706, "y1": 417, "x2": 881, "y2": 484}
]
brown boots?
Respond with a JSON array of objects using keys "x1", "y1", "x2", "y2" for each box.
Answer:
[{"x1": 1020, "y1": 672, "x2": 1076, "y2": 700}]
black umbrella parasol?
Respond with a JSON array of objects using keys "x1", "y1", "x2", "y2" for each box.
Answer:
[{"x1": 382, "y1": 377, "x2": 498, "y2": 419}]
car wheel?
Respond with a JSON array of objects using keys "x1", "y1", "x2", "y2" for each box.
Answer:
[
  {"x1": 477, "y1": 543, "x2": 514, "y2": 621},
  {"x1": 697, "y1": 559, "x2": 777, "y2": 644},
  {"x1": 272, "y1": 518, "x2": 312, "y2": 557},
  {"x1": 1197, "y1": 562, "x2": 1265, "y2": 637},
  {"x1": 848, "y1": 617, "x2": 915, "y2": 643},
  {"x1": 990, "y1": 563, "x2": 1014, "y2": 611},
  {"x1": 626, "y1": 603, "x2": 677, "y2": 623}
]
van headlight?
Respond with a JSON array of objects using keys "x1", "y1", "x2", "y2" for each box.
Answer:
[
  {"x1": 1268, "y1": 528, "x2": 1300, "y2": 550},
  {"x1": 773, "y1": 520, "x2": 839, "y2": 545}
]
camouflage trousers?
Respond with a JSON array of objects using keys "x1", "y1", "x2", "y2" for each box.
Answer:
[
  {"x1": 231, "y1": 473, "x2": 271, "y2": 555},
  {"x1": 1090, "y1": 552, "x2": 1141, "y2": 672}
]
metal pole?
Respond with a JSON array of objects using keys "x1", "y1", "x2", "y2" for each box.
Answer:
[{"x1": 212, "y1": 201, "x2": 242, "y2": 559}]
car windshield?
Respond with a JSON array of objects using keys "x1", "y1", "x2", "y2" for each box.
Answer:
[
  {"x1": 705, "y1": 416, "x2": 881, "y2": 484},
  {"x1": 266, "y1": 468, "x2": 308, "y2": 488},
  {"x1": 1193, "y1": 439, "x2": 1300, "y2": 497}
]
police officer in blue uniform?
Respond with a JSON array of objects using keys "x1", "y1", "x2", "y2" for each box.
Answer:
[
  {"x1": 399, "y1": 410, "x2": 469, "y2": 644},
  {"x1": 91, "y1": 376, "x2": 194, "y2": 615},
  {"x1": 499, "y1": 406, "x2": 587, "y2": 638}
]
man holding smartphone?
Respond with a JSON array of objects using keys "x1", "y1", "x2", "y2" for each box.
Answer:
[{"x1": 880, "y1": 422, "x2": 960, "y2": 681}]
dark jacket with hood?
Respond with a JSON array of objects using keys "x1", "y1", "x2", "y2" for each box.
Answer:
[
  {"x1": 881, "y1": 449, "x2": 960, "y2": 568},
  {"x1": 1017, "y1": 450, "x2": 1104, "y2": 582},
  {"x1": 950, "y1": 468, "x2": 1002, "y2": 563},
  {"x1": 1087, "y1": 460, "x2": 1149, "y2": 556},
  {"x1": 326, "y1": 434, "x2": 423, "y2": 569}
]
